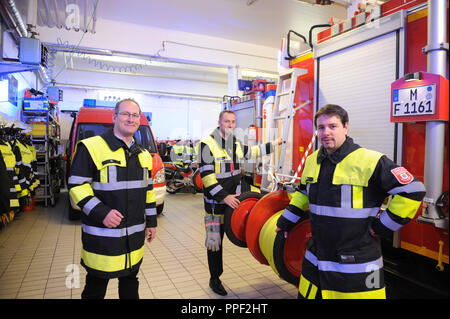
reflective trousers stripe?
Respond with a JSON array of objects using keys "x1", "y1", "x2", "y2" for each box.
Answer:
[
  {"x1": 304, "y1": 250, "x2": 383, "y2": 274},
  {"x1": 81, "y1": 245, "x2": 144, "y2": 273},
  {"x1": 298, "y1": 275, "x2": 318, "y2": 299},
  {"x1": 82, "y1": 222, "x2": 145, "y2": 238},
  {"x1": 321, "y1": 287, "x2": 386, "y2": 299}
]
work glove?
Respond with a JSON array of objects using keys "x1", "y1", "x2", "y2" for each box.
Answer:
[{"x1": 205, "y1": 215, "x2": 221, "y2": 252}]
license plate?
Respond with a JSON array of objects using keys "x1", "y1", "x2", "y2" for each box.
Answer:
[{"x1": 392, "y1": 84, "x2": 436, "y2": 117}]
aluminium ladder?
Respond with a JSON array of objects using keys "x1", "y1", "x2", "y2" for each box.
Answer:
[{"x1": 261, "y1": 67, "x2": 310, "y2": 192}]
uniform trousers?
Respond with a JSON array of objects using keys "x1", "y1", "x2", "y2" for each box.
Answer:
[
  {"x1": 207, "y1": 225, "x2": 225, "y2": 279},
  {"x1": 81, "y1": 269, "x2": 140, "y2": 299}
]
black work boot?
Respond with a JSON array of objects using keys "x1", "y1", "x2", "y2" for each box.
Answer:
[{"x1": 209, "y1": 278, "x2": 227, "y2": 296}]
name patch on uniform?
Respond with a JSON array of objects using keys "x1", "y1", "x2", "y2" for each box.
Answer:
[
  {"x1": 102, "y1": 159, "x2": 121, "y2": 165},
  {"x1": 339, "y1": 255, "x2": 356, "y2": 264},
  {"x1": 391, "y1": 167, "x2": 414, "y2": 184}
]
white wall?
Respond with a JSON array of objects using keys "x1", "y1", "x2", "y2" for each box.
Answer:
[{"x1": 57, "y1": 87, "x2": 220, "y2": 142}]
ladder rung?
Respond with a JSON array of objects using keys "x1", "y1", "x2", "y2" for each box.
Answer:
[
  {"x1": 273, "y1": 115, "x2": 287, "y2": 120},
  {"x1": 276, "y1": 91, "x2": 291, "y2": 97}
]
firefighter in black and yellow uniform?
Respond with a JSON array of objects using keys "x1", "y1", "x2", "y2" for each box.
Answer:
[
  {"x1": 199, "y1": 110, "x2": 282, "y2": 296},
  {"x1": 276, "y1": 104, "x2": 426, "y2": 299},
  {"x1": 170, "y1": 140, "x2": 185, "y2": 166},
  {"x1": 68, "y1": 99, "x2": 156, "y2": 299},
  {"x1": 0, "y1": 139, "x2": 21, "y2": 213}
]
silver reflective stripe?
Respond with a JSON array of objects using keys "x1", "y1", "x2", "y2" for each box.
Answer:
[
  {"x1": 10, "y1": 188, "x2": 16, "y2": 192},
  {"x1": 341, "y1": 184, "x2": 352, "y2": 209},
  {"x1": 23, "y1": 162, "x2": 31, "y2": 168},
  {"x1": 259, "y1": 143, "x2": 268, "y2": 156},
  {"x1": 235, "y1": 183, "x2": 241, "y2": 195},
  {"x1": 145, "y1": 207, "x2": 156, "y2": 216},
  {"x1": 282, "y1": 208, "x2": 301, "y2": 223},
  {"x1": 304, "y1": 250, "x2": 318, "y2": 266},
  {"x1": 215, "y1": 170, "x2": 240, "y2": 179},
  {"x1": 379, "y1": 210, "x2": 402, "y2": 231},
  {"x1": 209, "y1": 184, "x2": 223, "y2": 196},
  {"x1": 319, "y1": 257, "x2": 383, "y2": 274},
  {"x1": 305, "y1": 250, "x2": 383, "y2": 274},
  {"x1": 306, "y1": 183, "x2": 311, "y2": 195},
  {"x1": 388, "y1": 181, "x2": 426, "y2": 195},
  {"x1": 203, "y1": 195, "x2": 218, "y2": 204},
  {"x1": 143, "y1": 168, "x2": 147, "y2": 181},
  {"x1": 83, "y1": 196, "x2": 101, "y2": 215},
  {"x1": 82, "y1": 222, "x2": 145, "y2": 238},
  {"x1": 7, "y1": 167, "x2": 14, "y2": 171},
  {"x1": 200, "y1": 165, "x2": 214, "y2": 173},
  {"x1": 108, "y1": 165, "x2": 117, "y2": 182},
  {"x1": 309, "y1": 204, "x2": 379, "y2": 219},
  {"x1": 92, "y1": 179, "x2": 148, "y2": 191},
  {"x1": 68, "y1": 175, "x2": 93, "y2": 185},
  {"x1": 245, "y1": 146, "x2": 251, "y2": 159}
]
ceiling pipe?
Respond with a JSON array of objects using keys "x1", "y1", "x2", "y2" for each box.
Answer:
[
  {"x1": 6, "y1": 0, "x2": 27, "y2": 37},
  {"x1": 55, "y1": 82, "x2": 222, "y2": 102}
]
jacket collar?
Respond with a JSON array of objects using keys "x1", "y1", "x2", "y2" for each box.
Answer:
[
  {"x1": 317, "y1": 136, "x2": 360, "y2": 165},
  {"x1": 211, "y1": 127, "x2": 236, "y2": 147},
  {"x1": 101, "y1": 128, "x2": 138, "y2": 151}
]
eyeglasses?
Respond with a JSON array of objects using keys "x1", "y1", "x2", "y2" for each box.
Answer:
[{"x1": 117, "y1": 112, "x2": 140, "y2": 119}]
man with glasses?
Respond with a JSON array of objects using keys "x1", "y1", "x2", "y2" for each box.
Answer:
[{"x1": 68, "y1": 98, "x2": 157, "y2": 299}]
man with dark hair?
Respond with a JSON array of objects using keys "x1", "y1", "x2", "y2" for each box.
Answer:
[
  {"x1": 199, "y1": 110, "x2": 282, "y2": 295},
  {"x1": 277, "y1": 104, "x2": 425, "y2": 299},
  {"x1": 69, "y1": 99, "x2": 156, "y2": 299}
]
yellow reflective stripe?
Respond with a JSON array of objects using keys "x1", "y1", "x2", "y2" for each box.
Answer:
[
  {"x1": 322, "y1": 287, "x2": 386, "y2": 299},
  {"x1": 334, "y1": 148, "x2": 384, "y2": 187},
  {"x1": 70, "y1": 183, "x2": 94, "y2": 204},
  {"x1": 138, "y1": 151, "x2": 153, "y2": 170},
  {"x1": 202, "y1": 173, "x2": 219, "y2": 188},
  {"x1": 204, "y1": 213, "x2": 224, "y2": 224},
  {"x1": 250, "y1": 185, "x2": 261, "y2": 193},
  {"x1": 298, "y1": 275, "x2": 310, "y2": 298},
  {"x1": 308, "y1": 283, "x2": 318, "y2": 299},
  {"x1": 290, "y1": 191, "x2": 309, "y2": 211},
  {"x1": 146, "y1": 189, "x2": 156, "y2": 203},
  {"x1": 301, "y1": 151, "x2": 320, "y2": 185},
  {"x1": 81, "y1": 136, "x2": 126, "y2": 170},
  {"x1": 81, "y1": 245, "x2": 144, "y2": 273},
  {"x1": 100, "y1": 167, "x2": 108, "y2": 183},
  {"x1": 250, "y1": 145, "x2": 260, "y2": 158},
  {"x1": 352, "y1": 185, "x2": 364, "y2": 209},
  {"x1": 10, "y1": 199, "x2": 19, "y2": 207},
  {"x1": 388, "y1": 194, "x2": 421, "y2": 219}
]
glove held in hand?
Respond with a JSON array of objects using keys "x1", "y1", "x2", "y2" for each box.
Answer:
[{"x1": 205, "y1": 215, "x2": 221, "y2": 252}]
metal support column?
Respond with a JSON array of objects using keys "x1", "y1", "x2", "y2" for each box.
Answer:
[{"x1": 420, "y1": 0, "x2": 449, "y2": 229}]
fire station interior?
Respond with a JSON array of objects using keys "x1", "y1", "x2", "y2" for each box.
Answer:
[{"x1": 0, "y1": 0, "x2": 448, "y2": 302}]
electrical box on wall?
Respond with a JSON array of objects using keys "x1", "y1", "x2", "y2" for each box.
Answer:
[
  {"x1": 19, "y1": 37, "x2": 42, "y2": 65},
  {"x1": 391, "y1": 71, "x2": 449, "y2": 122}
]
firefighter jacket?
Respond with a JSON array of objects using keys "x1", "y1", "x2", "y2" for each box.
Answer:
[
  {"x1": 68, "y1": 129, "x2": 156, "y2": 279},
  {"x1": 0, "y1": 141, "x2": 20, "y2": 208},
  {"x1": 12, "y1": 140, "x2": 30, "y2": 198},
  {"x1": 277, "y1": 137, "x2": 426, "y2": 299},
  {"x1": 199, "y1": 127, "x2": 273, "y2": 215},
  {"x1": 0, "y1": 154, "x2": 10, "y2": 214}
]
